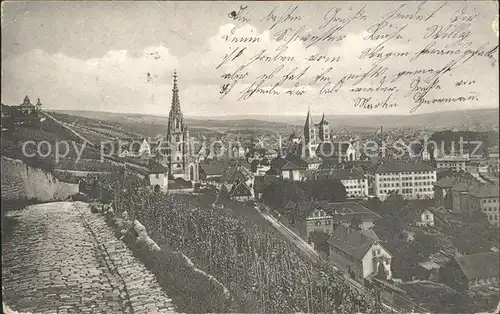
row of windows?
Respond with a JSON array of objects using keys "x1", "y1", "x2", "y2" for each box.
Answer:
[
  {"x1": 488, "y1": 214, "x2": 498, "y2": 221},
  {"x1": 381, "y1": 187, "x2": 432, "y2": 194},
  {"x1": 347, "y1": 191, "x2": 365, "y2": 196},
  {"x1": 314, "y1": 220, "x2": 332, "y2": 226},
  {"x1": 483, "y1": 199, "x2": 499, "y2": 203},
  {"x1": 484, "y1": 207, "x2": 499, "y2": 213},
  {"x1": 437, "y1": 161, "x2": 466, "y2": 165},
  {"x1": 345, "y1": 185, "x2": 366, "y2": 189},
  {"x1": 379, "y1": 171, "x2": 434, "y2": 176},
  {"x1": 380, "y1": 175, "x2": 434, "y2": 181}
]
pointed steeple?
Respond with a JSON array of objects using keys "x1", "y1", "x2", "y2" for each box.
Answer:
[
  {"x1": 304, "y1": 107, "x2": 313, "y2": 129},
  {"x1": 171, "y1": 69, "x2": 181, "y2": 114},
  {"x1": 36, "y1": 98, "x2": 42, "y2": 106},
  {"x1": 319, "y1": 113, "x2": 326, "y2": 124},
  {"x1": 23, "y1": 95, "x2": 30, "y2": 105}
]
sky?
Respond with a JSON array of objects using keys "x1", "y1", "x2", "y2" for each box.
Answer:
[{"x1": 1, "y1": 1, "x2": 499, "y2": 117}]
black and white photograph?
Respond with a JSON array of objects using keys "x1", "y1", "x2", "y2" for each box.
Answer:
[{"x1": 1, "y1": 1, "x2": 499, "y2": 313}]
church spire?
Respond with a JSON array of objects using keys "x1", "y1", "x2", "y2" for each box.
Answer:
[
  {"x1": 171, "y1": 69, "x2": 181, "y2": 114},
  {"x1": 304, "y1": 107, "x2": 313, "y2": 129}
]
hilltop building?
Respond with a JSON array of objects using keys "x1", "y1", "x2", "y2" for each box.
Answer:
[{"x1": 1, "y1": 95, "x2": 42, "y2": 119}]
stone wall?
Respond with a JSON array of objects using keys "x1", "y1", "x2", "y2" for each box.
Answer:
[
  {"x1": 1, "y1": 156, "x2": 78, "y2": 202},
  {"x1": 107, "y1": 210, "x2": 233, "y2": 313}
]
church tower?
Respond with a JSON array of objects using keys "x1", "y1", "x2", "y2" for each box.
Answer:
[
  {"x1": 166, "y1": 70, "x2": 191, "y2": 178},
  {"x1": 303, "y1": 108, "x2": 318, "y2": 158},
  {"x1": 318, "y1": 113, "x2": 330, "y2": 142}
]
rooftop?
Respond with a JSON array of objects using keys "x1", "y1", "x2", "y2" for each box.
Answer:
[
  {"x1": 433, "y1": 177, "x2": 463, "y2": 188},
  {"x1": 453, "y1": 231, "x2": 495, "y2": 255},
  {"x1": 297, "y1": 201, "x2": 381, "y2": 221},
  {"x1": 315, "y1": 168, "x2": 367, "y2": 181},
  {"x1": 327, "y1": 225, "x2": 376, "y2": 260},
  {"x1": 455, "y1": 252, "x2": 500, "y2": 281},
  {"x1": 368, "y1": 161, "x2": 435, "y2": 174},
  {"x1": 468, "y1": 184, "x2": 499, "y2": 198}
]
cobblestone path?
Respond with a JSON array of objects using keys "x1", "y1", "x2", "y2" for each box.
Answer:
[{"x1": 2, "y1": 202, "x2": 176, "y2": 314}]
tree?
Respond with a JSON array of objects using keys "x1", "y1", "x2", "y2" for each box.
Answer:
[
  {"x1": 250, "y1": 159, "x2": 259, "y2": 172},
  {"x1": 262, "y1": 179, "x2": 305, "y2": 210},
  {"x1": 309, "y1": 230, "x2": 330, "y2": 254},
  {"x1": 302, "y1": 178, "x2": 347, "y2": 202}
]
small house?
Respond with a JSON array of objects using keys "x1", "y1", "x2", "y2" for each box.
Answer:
[
  {"x1": 416, "y1": 209, "x2": 434, "y2": 227},
  {"x1": 148, "y1": 161, "x2": 168, "y2": 193}
]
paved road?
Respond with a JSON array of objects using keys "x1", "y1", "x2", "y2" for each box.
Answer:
[{"x1": 2, "y1": 202, "x2": 175, "y2": 314}]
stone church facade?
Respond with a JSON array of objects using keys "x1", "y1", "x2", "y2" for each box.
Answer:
[{"x1": 160, "y1": 71, "x2": 199, "y2": 182}]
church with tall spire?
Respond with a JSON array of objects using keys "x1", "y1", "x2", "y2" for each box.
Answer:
[{"x1": 163, "y1": 70, "x2": 199, "y2": 182}]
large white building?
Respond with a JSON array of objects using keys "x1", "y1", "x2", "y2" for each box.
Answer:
[
  {"x1": 367, "y1": 161, "x2": 437, "y2": 201},
  {"x1": 314, "y1": 168, "x2": 369, "y2": 199},
  {"x1": 434, "y1": 155, "x2": 469, "y2": 172}
]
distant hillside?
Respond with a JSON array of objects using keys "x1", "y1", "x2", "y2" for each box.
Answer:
[
  {"x1": 54, "y1": 108, "x2": 499, "y2": 133},
  {"x1": 53, "y1": 110, "x2": 295, "y2": 135}
]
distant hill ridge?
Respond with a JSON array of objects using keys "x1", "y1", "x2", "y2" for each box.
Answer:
[{"x1": 53, "y1": 108, "x2": 499, "y2": 130}]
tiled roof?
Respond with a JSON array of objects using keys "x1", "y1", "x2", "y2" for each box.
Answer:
[
  {"x1": 455, "y1": 252, "x2": 500, "y2": 280},
  {"x1": 253, "y1": 175, "x2": 279, "y2": 193},
  {"x1": 148, "y1": 160, "x2": 168, "y2": 174},
  {"x1": 281, "y1": 161, "x2": 306, "y2": 170},
  {"x1": 270, "y1": 157, "x2": 288, "y2": 170},
  {"x1": 360, "y1": 229, "x2": 380, "y2": 241},
  {"x1": 368, "y1": 161, "x2": 435, "y2": 173},
  {"x1": 452, "y1": 231, "x2": 495, "y2": 255},
  {"x1": 229, "y1": 182, "x2": 253, "y2": 197},
  {"x1": 327, "y1": 225, "x2": 376, "y2": 260},
  {"x1": 284, "y1": 154, "x2": 308, "y2": 167},
  {"x1": 329, "y1": 202, "x2": 382, "y2": 222},
  {"x1": 200, "y1": 160, "x2": 231, "y2": 176},
  {"x1": 296, "y1": 201, "x2": 381, "y2": 222},
  {"x1": 316, "y1": 169, "x2": 366, "y2": 181},
  {"x1": 285, "y1": 201, "x2": 297, "y2": 210},
  {"x1": 451, "y1": 183, "x2": 470, "y2": 192},
  {"x1": 304, "y1": 156, "x2": 323, "y2": 164},
  {"x1": 433, "y1": 177, "x2": 462, "y2": 188},
  {"x1": 468, "y1": 184, "x2": 499, "y2": 198}
]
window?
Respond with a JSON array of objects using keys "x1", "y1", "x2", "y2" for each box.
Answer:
[
  {"x1": 425, "y1": 214, "x2": 429, "y2": 220},
  {"x1": 155, "y1": 173, "x2": 159, "y2": 179},
  {"x1": 315, "y1": 221, "x2": 321, "y2": 226}
]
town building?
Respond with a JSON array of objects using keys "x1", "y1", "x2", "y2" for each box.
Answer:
[
  {"x1": 19, "y1": 95, "x2": 42, "y2": 116},
  {"x1": 416, "y1": 209, "x2": 434, "y2": 227},
  {"x1": 440, "y1": 252, "x2": 499, "y2": 292},
  {"x1": 327, "y1": 225, "x2": 393, "y2": 282},
  {"x1": 1, "y1": 96, "x2": 43, "y2": 119},
  {"x1": 228, "y1": 182, "x2": 253, "y2": 202},
  {"x1": 434, "y1": 154, "x2": 469, "y2": 172},
  {"x1": 451, "y1": 183, "x2": 469, "y2": 213},
  {"x1": 138, "y1": 139, "x2": 151, "y2": 157},
  {"x1": 453, "y1": 231, "x2": 498, "y2": 257},
  {"x1": 269, "y1": 155, "x2": 308, "y2": 181},
  {"x1": 148, "y1": 161, "x2": 169, "y2": 193},
  {"x1": 433, "y1": 177, "x2": 466, "y2": 209},
  {"x1": 316, "y1": 141, "x2": 357, "y2": 161},
  {"x1": 463, "y1": 185, "x2": 500, "y2": 226},
  {"x1": 313, "y1": 168, "x2": 369, "y2": 199},
  {"x1": 291, "y1": 201, "x2": 381, "y2": 240},
  {"x1": 162, "y1": 71, "x2": 199, "y2": 182},
  {"x1": 366, "y1": 161, "x2": 437, "y2": 201}
]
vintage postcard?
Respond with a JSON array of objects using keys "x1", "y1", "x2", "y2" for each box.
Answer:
[{"x1": 1, "y1": 1, "x2": 499, "y2": 313}]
